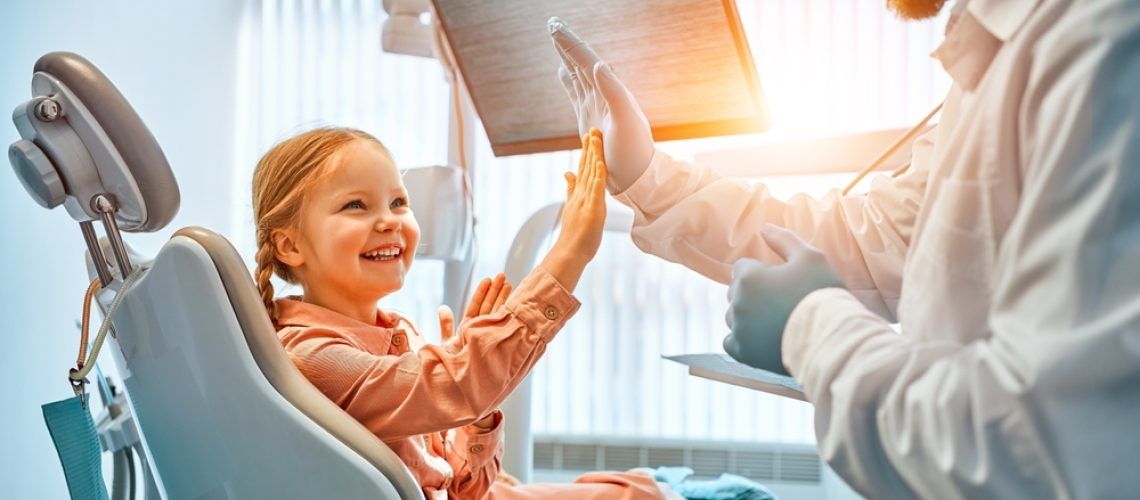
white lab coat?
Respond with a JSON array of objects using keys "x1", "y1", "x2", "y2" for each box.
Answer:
[{"x1": 610, "y1": 0, "x2": 1140, "y2": 497}]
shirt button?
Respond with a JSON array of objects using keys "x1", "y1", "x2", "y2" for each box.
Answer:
[
  {"x1": 392, "y1": 335, "x2": 404, "y2": 346},
  {"x1": 543, "y1": 306, "x2": 559, "y2": 320},
  {"x1": 469, "y1": 444, "x2": 485, "y2": 454}
]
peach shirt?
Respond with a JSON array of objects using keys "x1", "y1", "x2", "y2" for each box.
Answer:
[
  {"x1": 274, "y1": 267, "x2": 561, "y2": 496},
  {"x1": 276, "y1": 267, "x2": 665, "y2": 499}
]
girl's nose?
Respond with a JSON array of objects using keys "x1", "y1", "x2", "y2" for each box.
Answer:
[{"x1": 376, "y1": 214, "x2": 401, "y2": 232}]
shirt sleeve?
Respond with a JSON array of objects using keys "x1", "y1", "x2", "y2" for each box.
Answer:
[
  {"x1": 428, "y1": 410, "x2": 504, "y2": 499},
  {"x1": 279, "y1": 266, "x2": 579, "y2": 441},
  {"x1": 611, "y1": 132, "x2": 934, "y2": 320},
  {"x1": 781, "y1": 10, "x2": 1140, "y2": 499}
]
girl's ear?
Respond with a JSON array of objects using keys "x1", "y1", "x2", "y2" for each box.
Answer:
[{"x1": 272, "y1": 228, "x2": 305, "y2": 268}]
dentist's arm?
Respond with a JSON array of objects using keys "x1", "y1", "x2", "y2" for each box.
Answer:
[
  {"x1": 773, "y1": 13, "x2": 1140, "y2": 498},
  {"x1": 549, "y1": 18, "x2": 929, "y2": 320}
]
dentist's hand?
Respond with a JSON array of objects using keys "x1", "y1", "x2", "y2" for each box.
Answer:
[
  {"x1": 548, "y1": 17, "x2": 654, "y2": 193},
  {"x1": 723, "y1": 224, "x2": 845, "y2": 375}
]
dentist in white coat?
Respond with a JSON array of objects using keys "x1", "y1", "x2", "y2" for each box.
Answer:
[{"x1": 549, "y1": 0, "x2": 1140, "y2": 497}]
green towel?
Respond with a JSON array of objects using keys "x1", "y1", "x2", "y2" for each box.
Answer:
[
  {"x1": 654, "y1": 466, "x2": 776, "y2": 500},
  {"x1": 42, "y1": 395, "x2": 110, "y2": 500}
]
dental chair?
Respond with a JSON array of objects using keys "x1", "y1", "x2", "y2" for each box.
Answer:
[{"x1": 10, "y1": 52, "x2": 476, "y2": 499}]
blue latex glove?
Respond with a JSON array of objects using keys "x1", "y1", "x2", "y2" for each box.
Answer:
[{"x1": 724, "y1": 224, "x2": 845, "y2": 375}]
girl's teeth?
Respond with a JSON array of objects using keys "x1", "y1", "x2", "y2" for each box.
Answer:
[{"x1": 364, "y1": 248, "x2": 401, "y2": 260}]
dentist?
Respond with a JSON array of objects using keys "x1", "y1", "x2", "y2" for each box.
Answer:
[{"x1": 549, "y1": 0, "x2": 1140, "y2": 497}]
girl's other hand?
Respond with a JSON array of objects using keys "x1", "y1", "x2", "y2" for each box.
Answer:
[
  {"x1": 439, "y1": 273, "x2": 512, "y2": 348},
  {"x1": 465, "y1": 273, "x2": 512, "y2": 318}
]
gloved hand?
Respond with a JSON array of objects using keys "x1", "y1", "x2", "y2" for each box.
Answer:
[
  {"x1": 723, "y1": 224, "x2": 845, "y2": 375},
  {"x1": 548, "y1": 17, "x2": 655, "y2": 193}
]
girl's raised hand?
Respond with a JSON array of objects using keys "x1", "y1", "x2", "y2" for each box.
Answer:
[
  {"x1": 538, "y1": 129, "x2": 608, "y2": 292},
  {"x1": 558, "y1": 128, "x2": 608, "y2": 260}
]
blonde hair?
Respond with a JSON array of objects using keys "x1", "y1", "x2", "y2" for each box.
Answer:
[{"x1": 251, "y1": 127, "x2": 390, "y2": 324}]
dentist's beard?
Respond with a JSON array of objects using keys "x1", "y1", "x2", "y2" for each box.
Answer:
[{"x1": 887, "y1": 0, "x2": 947, "y2": 20}]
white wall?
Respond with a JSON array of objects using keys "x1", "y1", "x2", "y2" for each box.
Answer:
[{"x1": 0, "y1": 1, "x2": 244, "y2": 497}]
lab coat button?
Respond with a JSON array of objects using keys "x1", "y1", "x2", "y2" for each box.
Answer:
[
  {"x1": 544, "y1": 306, "x2": 559, "y2": 320},
  {"x1": 469, "y1": 444, "x2": 485, "y2": 454}
]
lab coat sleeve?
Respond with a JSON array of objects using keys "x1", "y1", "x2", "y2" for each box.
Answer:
[
  {"x1": 611, "y1": 134, "x2": 933, "y2": 320},
  {"x1": 279, "y1": 267, "x2": 579, "y2": 441},
  {"x1": 781, "y1": 12, "x2": 1140, "y2": 499}
]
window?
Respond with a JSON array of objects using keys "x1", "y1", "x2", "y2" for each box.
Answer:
[{"x1": 234, "y1": 0, "x2": 949, "y2": 446}]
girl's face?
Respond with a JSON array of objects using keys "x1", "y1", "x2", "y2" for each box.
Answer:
[{"x1": 290, "y1": 140, "x2": 420, "y2": 304}]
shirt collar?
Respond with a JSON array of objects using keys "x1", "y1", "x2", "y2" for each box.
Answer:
[
  {"x1": 966, "y1": 0, "x2": 1040, "y2": 42},
  {"x1": 275, "y1": 296, "x2": 399, "y2": 330},
  {"x1": 931, "y1": 0, "x2": 1040, "y2": 90}
]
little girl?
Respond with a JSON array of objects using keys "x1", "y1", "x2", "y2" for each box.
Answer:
[{"x1": 251, "y1": 127, "x2": 668, "y2": 499}]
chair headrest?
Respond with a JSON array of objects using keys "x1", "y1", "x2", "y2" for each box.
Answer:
[{"x1": 9, "y1": 51, "x2": 179, "y2": 232}]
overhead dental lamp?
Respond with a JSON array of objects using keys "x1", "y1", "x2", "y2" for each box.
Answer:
[{"x1": 430, "y1": 0, "x2": 771, "y2": 156}]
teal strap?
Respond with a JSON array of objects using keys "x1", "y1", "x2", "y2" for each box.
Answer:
[{"x1": 42, "y1": 395, "x2": 110, "y2": 500}]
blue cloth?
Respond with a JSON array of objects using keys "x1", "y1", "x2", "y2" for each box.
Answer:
[
  {"x1": 42, "y1": 394, "x2": 109, "y2": 500},
  {"x1": 653, "y1": 466, "x2": 776, "y2": 500}
]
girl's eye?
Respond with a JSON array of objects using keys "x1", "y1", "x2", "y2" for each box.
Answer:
[
  {"x1": 390, "y1": 197, "x2": 408, "y2": 209},
  {"x1": 343, "y1": 200, "x2": 366, "y2": 210}
]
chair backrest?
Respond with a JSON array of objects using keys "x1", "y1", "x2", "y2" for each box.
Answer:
[
  {"x1": 90, "y1": 227, "x2": 424, "y2": 498},
  {"x1": 9, "y1": 51, "x2": 427, "y2": 499}
]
